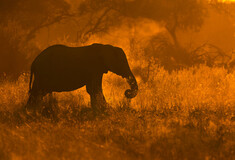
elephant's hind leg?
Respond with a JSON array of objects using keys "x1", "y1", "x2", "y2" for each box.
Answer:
[
  {"x1": 40, "y1": 92, "x2": 58, "y2": 120},
  {"x1": 25, "y1": 90, "x2": 47, "y2": 114},
  {"x1": 86, "y1": 74, "x2": 107, "y2": 112},
  {"x1": 25, "y1": 76, "x2": 45, "y2": 110}
]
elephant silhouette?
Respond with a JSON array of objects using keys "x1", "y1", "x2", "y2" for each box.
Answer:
[{"x1": 25, "y1": 43, "x2": 138, "y2": 112}]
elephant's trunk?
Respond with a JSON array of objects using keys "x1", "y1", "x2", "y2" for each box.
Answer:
[{"x1": 124, "y1": 73, "x2": 138, "y2": 99}]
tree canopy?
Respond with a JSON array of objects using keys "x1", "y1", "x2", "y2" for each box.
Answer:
[
  {"x1": 0, "y1": 0, "x2": 70, "y2": 78},
  {"x1": 79, "y1": 0, "x2": 206, "y2": 45}
]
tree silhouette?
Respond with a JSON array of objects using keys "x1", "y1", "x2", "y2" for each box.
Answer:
[
  {"x1": 80, "y1": 0, "x2": 206, "y2": 46},
  {"x1": 0, "y1": 0, "x2": 70, "y2": 78}
]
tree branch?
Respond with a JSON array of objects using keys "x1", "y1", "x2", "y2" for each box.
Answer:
[
  {"x1": 82, "y1": 7, "x2": 111, "y2": 40},
  {"x1": 25, "y1": 12, "x2": 73, "y2": 42}
]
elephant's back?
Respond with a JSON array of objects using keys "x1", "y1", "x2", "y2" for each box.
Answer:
[
  {"x1": 31, "y1": 44, "x2": 100, "y2": 78},
  {"x1": 33, "y1": 44, "x2": 101, "y2": 65},
  {"x1": 32, "y1": 45, "x2": 84, "y2": 69},
  {"x1": 33, "y1": 45, "x2": 72, "y2": 64}
]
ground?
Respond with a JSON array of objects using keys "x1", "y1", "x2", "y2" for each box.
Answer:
[{"x1": 0, "y1": 66, "x2": 234, "y2": 160}]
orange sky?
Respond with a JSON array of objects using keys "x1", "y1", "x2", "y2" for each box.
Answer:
[{"x1": 221, "y1": 0, "x2": 235, "y2": 2}]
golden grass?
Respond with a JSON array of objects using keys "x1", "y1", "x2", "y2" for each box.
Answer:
[{"x1": 0, "y1": 65, "x2": 234, "y2": 160}]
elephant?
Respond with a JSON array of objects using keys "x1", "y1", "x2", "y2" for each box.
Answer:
[{"x1": 25, "y1": 43, "x2": 138, "y2": 112}]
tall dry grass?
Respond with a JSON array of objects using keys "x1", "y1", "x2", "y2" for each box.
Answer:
[{"x1": 0, "y1": 65, "x2": 234, "y2": 160}]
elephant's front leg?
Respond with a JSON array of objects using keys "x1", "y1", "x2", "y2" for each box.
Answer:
[
  {"x1": 86, "y1": 74, "x2": 107, "y2": 112},
  {"x1": 90, "y1": 92, "x2": 107, "y2": 111}
]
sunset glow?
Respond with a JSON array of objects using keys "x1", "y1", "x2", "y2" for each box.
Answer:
[
  {"x1": 221, "y1": 0, "x2": 235, "y2": 2},
  {"x1": 0, "y1": 0, "x2": 234, "y2": 159}
]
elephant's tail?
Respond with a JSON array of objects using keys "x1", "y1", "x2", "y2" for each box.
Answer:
[{"x1": 28, "y1": 66, "x2": 34, "y2": 94}]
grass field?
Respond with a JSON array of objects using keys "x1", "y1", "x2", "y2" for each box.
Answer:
[{"x1": 0, "y1": 65, "x2": 234, "y2": 160}]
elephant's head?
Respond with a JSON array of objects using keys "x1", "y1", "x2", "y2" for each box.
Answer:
[{"x1": 97, "y1": 44, "x2": 138, "y2": 99}]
